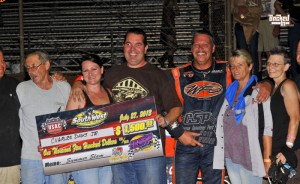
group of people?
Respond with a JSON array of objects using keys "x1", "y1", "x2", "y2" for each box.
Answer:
[
  {"x1": 232, "y1": 0, "x2": 300, "y2": 80},
  {"x1": 0, "y1": 27, "x2": 299, "y2": 184}
]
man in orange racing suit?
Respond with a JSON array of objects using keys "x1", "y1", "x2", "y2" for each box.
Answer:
[{"x1": 162, "y1": 30, "x2": 272, "y2": 184}]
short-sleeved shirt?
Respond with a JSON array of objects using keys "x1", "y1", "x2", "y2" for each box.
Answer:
[
  {"x1": 103, "y1": 62, "x2": 181, "y2": 114},
  {"x1": 103, "y1": 62, "x2": 182, "y2": 147}
]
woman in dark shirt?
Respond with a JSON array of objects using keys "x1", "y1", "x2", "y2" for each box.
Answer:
[
  {"x1": 267, "y1": 46, "x2": 300, "y2": 183},
  {"x1": 66, "y1": 54, "x2": 113, "y2": 184}
]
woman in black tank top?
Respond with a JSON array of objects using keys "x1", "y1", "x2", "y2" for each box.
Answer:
[
  {"x1": 267, "y1": 47, "x2": 300, "y2": 183},
  {"x1": 67, "y1": 54, "x2": 113, "y2": 110},
  {"x1": 66, "y1": 54, "x2": 113, "y2": 184}
]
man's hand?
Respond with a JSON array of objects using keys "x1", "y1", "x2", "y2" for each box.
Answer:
[
  {"x1": 155, "y1": 107, "x2": 182, "y2": 128},
  {"x1": 155, "y1": 114, "x2": 168, "y2": 128},
  {"x1": 51, "y1": 72, "x2": 66, "y2": 81},
  {"x1": 71, "y1": 81, "x2": 86, "y2": 102},
  {"x1": 253, "y1": 81, "x2": 272, "y2": 103},
  {"x1": 178, "y1": 131, "x2": 203, "y2": 147}
]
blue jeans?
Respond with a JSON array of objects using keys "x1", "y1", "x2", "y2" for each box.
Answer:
[
  {"x1": 112, "y1": 156, "x2": 166, "y2": 184},
  {"x1": 175, "y1": 143, "x2": 222, "y2": 184},
  {"x1": 225, "y1": 158, "x2": 262, "y2": 184},
  {"x1": 21, "y1": 159, "x2": 67, "y2": 184},
  {"x1": 235, "y1": 23, "x2": 259, "y2": 75},
  {"x1": 288, "y1": 23, "x2": 300, "y2": 77},
  {"x1": 72, "y1": 166, "x2": 112, "y2": 184}
]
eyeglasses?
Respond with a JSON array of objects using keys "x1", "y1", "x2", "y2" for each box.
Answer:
[
  {"x1": 266, "y1": 62, "x2": 285, "y2": 67},
  {"x1": 25, "y1": 63, "x2": 44, "y2": 71}
]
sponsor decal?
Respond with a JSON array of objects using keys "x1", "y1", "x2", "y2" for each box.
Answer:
[
  {"x1": 128, "y1": 133, "x2": 160, "y2": 159},
  {"x1": 109, "y1": 146, "x2": 129, "y2": 163},
  {"x1": 184, "y1": 81, "x2": 223, "y2": 99},
  {"x1": 182, "y1": 110, "x2": 217, "y2": 145},
  {"x1": 41, "y1": 117, "x2": 67, "y2": 134},
  {"x1": 183, "y1": 110, "x2": 213, "y2": 125},
  {"x1": 112, "y1": 147, "x2": 123, "y2": 156},
  {"x1": 72, "y1": 108, "x2": 108, "y2": 128},
  {"x1": 211, "y1": 69, "x2": 223, "y2": 74}
]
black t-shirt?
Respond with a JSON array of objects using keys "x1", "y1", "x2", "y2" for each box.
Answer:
[
  {"x1": 104, "y1": 62, "x2": 181, "y2": 114},
  {"x1": 103, "y1": 62, "x2": 182, "y2": 149},
  {"x1": 0, "y1": 75, "x2": 21, "y2": 167}
]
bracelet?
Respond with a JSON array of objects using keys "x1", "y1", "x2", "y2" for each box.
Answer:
[
  {"x1": 170, "y1": 125, "x2": 185, "y2": 139},
  {"x1": 163, "y1": 117, "x2": 169, "y2": 127},
  {"x1": 264, "y1": 159, "x2": 271, "y2": 163},
  {"x1": 287, "y1": 135, "x2": 296, "y2": 140},
  {"x1": 286, "y1": 141, "x2": 294, "y2": 148}
]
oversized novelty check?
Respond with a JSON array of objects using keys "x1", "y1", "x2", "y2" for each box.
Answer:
[{"x1": 36, "y1": 96, "x2": 163, "y2": 175}]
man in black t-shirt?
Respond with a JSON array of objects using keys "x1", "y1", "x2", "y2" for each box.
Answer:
[
  {"x1": 0, "y1": 47, "x2": 21, "y2": 184},
  {"x1": 72, "y1": 28, "x2": 183, "y2": 184},
  {"x1": 104, "y1": 28, "x2": 182, "y2": 184}
]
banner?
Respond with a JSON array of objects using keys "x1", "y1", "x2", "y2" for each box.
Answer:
[{"x1": 36, "y1": 96, "x2": 163, "y2": 175}]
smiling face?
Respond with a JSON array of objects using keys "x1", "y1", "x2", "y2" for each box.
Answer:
[
  {"x1": 0, "y1": 51, "x2": 6, "y2": 79},
  {"x1": 230, "y1": 56, "x2": 252, "y2": 83},
  {"x1": 123, "y1": 33, "x2": 148, "y2": 68},
  {"x1": 82, "y1": 60, "x2": 103, "y2": 85},
  {"x1": 191, "y1": 33, "x2": 215, "y2": 70},
  {"x1": 266, "y1": 54, "x2": 289, "y2": 80}
]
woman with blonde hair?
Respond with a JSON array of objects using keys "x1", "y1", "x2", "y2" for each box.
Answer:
[{"x1": 213, "y1": 49, "x2": 273, "y2": 184}]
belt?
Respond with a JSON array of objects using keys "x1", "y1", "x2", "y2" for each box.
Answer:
[{"x1": 260, "y1": 17, "x2": 268, "y2": 20}]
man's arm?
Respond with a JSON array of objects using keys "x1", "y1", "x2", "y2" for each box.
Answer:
[
  {"x1": 163, "y1": 117, "x2": 203, "y2": 147},
  {"x1": 51, "y1": 72, "x2": 66, "y2": 81},
  {"x1": 155, "y1": 106, "x2": 182, "y2": 128},
  {"x1": 70, "y1": 78, "x2": 86, "y2": 102},
  {"x1": 253, "y1": 79, "x2": 273, "y2": 103}
]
